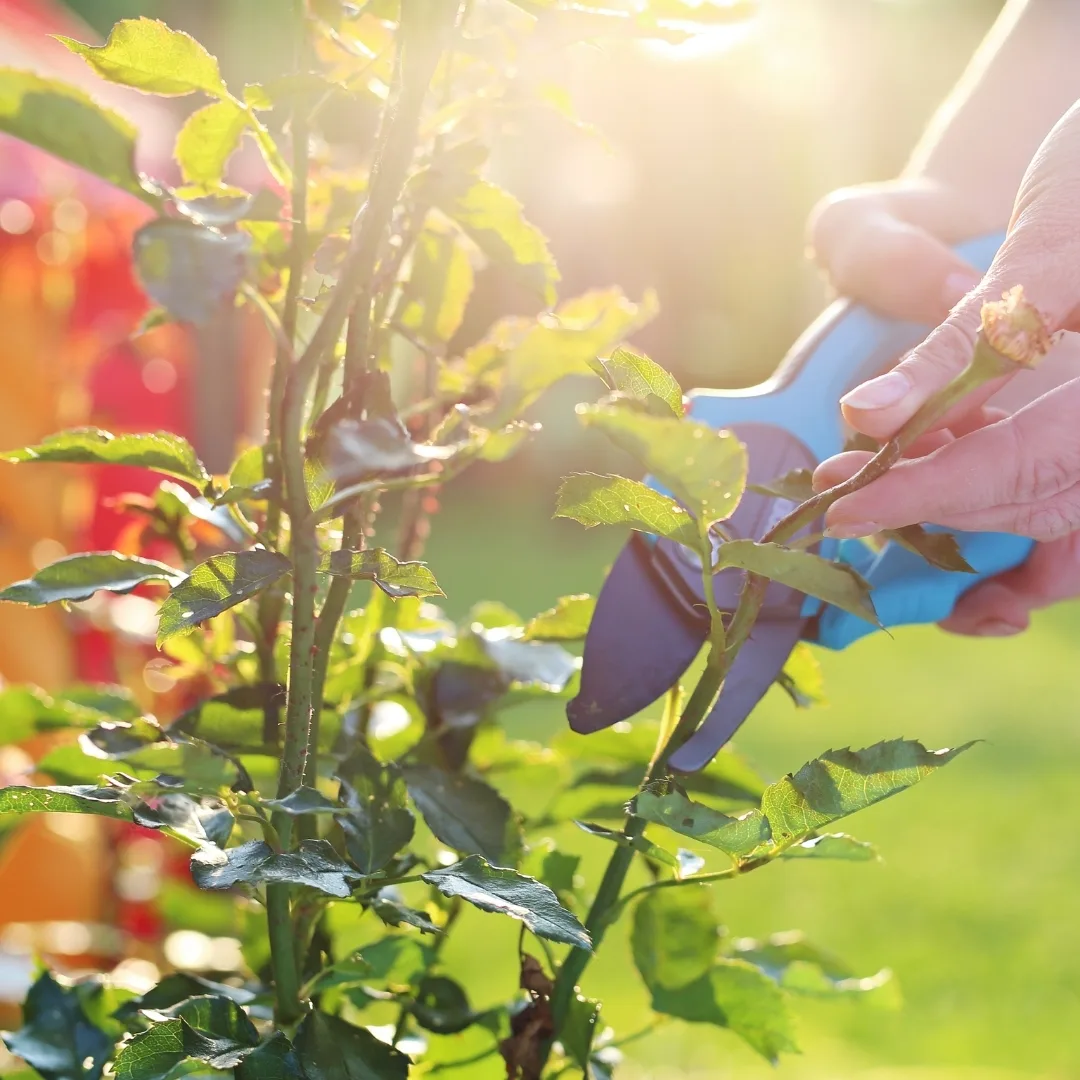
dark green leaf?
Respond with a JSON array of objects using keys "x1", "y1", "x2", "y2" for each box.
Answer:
[
  {"x1": 112, "y1": 1019, "x2": 186, "y2": 1080},
  {"x1": 157, "y1": 550, "x2": 291, "y2": 644},
  {"x1": 422, "y1": 855, "x2": 591, "y2": 950},
  {"x1": 780, "y1": 833, "x2": 878, "y2": 862},
  {"x1": 884, "y1": 524, "x2": 975, "y2": 573},
  {"x1": 403, "y1": 764, "x2": 521, "y2": 865},
  {"x1": 115, "y1": 975, "x2": 255, "y2": 1020},
  {"x1": 577, "y1": 402, "x2": 747, "y2": 526},
  {"x1": 175, "y1": 99, "x2": 249, "y2": 187},
  {"x1": 775, "y1": 642, "x2": 826, "y2": 709},
  {"x1": 58, "y1": 18, "x2": 229, "y2": 97},
  {"x1": 631, "y1": 886, "x2": 718, "y2": 991},
  {"x1": 359, "y1": 936, "x2": 433, "y2": 985},
  {"x1": 190, "y1": 839, "x2": 271, "y2": 890},
  {"x1": 555, "y1": 473, "x2": 699, "y2": 547},
  {"x1": 371, "y1": 896, "x2": 441, "y2": 935},
  {"x1": 717, "y1": 540, "x2": 878, "y2": 625},
  {"x1": 0, "y1": 69, "x2": 151, "y2": 202},
  {"x1": 410, "y1": 975, "x2": 475, "y2": 1035},
  {"x1": 134, "y1": 219, "x2": 251, "y2": 326},
  {"x1": 190, "y1": 838, "x2": 361, "y2": 897},
  {"x1": 649, "y1": 960, "x2": 797, "y2": 1063},
  {"x1": 320, "y1": 549, "x2": 444, "y2": 600},
  {"x1": 0, "y1": 553, "x2": 183, "y2": 607},
  {"x1": 749, "y1": 468, "x2": 814, "y2": 504},
  {"x1": 2, "y1": 971, "x2": 111, "y2": 1080},
  {"x1": 133, "y1": 793, "x2": 234, "y2": 848},
  {"x1": 160, "y1": 994, "x2": 259, "y2": 1051},
  {"x1": 294, "y1": 1011, "x2": 410, "y2": 1080},
  {"x1": 262, "y1": 786, "x2": 342, "y2": 816},
  {"x1": 235, "y1": 1033, "x2": 302, "y2": 1080},
  {"x1": 522, "y1": 594, "x2": 594, "y2": 642},
  {"x1": 338, "y1": 752, "x2": 415, "y2": 876},
  {"x1": 761, "y1": 739, "x2": 974, "y2": 848},
  {"x1": 2, "y1": 427, "x2": 208, "y2": 484},
  {"x1": 574, "y1": 819, "x2": 676, "y2": 868},
  {"x1": 561, "y1": 993, "x2": 601, "y2": 1072},
  {"x1": 596, "y1": 346, "x2": 682, "y2": 416},
  {"x1": 0, "y1": 784, "x2": 131, "y2": 821},
  {"x1": 632, "y1": 783, "x2": 770, "y2": 862}
]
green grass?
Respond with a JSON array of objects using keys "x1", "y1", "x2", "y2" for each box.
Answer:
[{"x1": 421, "y1": 481, "x2": 1080, "y2": 1079}]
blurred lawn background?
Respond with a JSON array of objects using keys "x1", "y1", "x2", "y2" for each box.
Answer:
[{"x1": 57, "y1": 0, "x2": 1080, "y2": 1076}]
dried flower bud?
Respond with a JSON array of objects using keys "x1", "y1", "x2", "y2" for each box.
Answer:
[{"x1": 979, "y1": 285, "x2": 1057, "y2": 368}]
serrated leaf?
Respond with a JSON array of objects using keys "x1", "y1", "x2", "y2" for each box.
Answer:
[
  {"x1": 58, "y1": 18, "x2": 229, "y2": 98},
  {"x1": 2, "y1": 427, "x2": 208, "y2": 483},
  {"x1": 2, "y1": 971, "x2": 112, "y2": 1080},
  {"x1": 780, "y1": 833, "x2": 878, "y2": 862},
  {"x1": 574, "y1": 819, "x2": 676, "y2": 868},
  {"x1": 112, "y1": 1019, "x2": 187, "y2": 1080},
  {"x1": 190, "y1": 838, "x2": 361, "y2": 897},
  {"x1": 0, "y1": 553, "x2": 183, "y2": 607},
  {"x1": 235, "y1": 1033, "x2": 302, "y2": 1080},
  {"x1": 884, "y1": 524, "x2": 975, "y2": 573},
  {"x1": 371, "y1": 896, "x2": 442, "y2": 935},
  {"x1": 776, "y1": 642, "x2": 826, "y2": 709},
  {"x1": 175, "y1": 99, "x2": 249, "y2": 186},
  {"x1": 320, "y1": 549, "x2": 444, "y2": 599},
  {"x1": 294, "y1": 1011, "x2": 410, "y2": 1080},
  {"x1": 338, "y1": 751, "x2": 415, "y2": 876},
  {"x1": 632, "y1": 783, "x2": 770, "y2": 861},
  {"x1": 159, "y1": 995, "x2": 259, "y2": 1053},
  {"x1": 261, "y1": 786, "x2": 342, "y2": 815},
  {"x1": 717, "y1": 540, "x2": 878, "y2": 624},
  {"x1": 749, "y1": 467, "x2": 814, "y2": 504},
  {"x1": 649, "y1": 959, "x2": 797, "y2": 1063},
  {"x1": 157, "y1": 550, "x2": 291, "y2": 644},
  {"x1": 522, "y1": 594, "x2": 595, "y2": 642},
  {"x1": 578, "y1": 402, "x2": 747, "y2": 526},
  {"x1": 761, "y1": 739, "x2": 974, "y2": 848},
  {"x1": 0, "y1": 784, "x2": 131, "y2": 820},
  {"x1": 631, "y1": 886, "x2": 719, "y2": 991},
  {"x1": 403, "y1": 764, "x2": 521, "y2": 865},
  {"x1": 596, "y1": 346, "x2": 682, "y2": 416},
  {"x1": 0, "y1": 69, "x2": 151, "y2": 201},
  {"x1": 423, "y1": 855, "x2": 591, "y2": 949},
  {"x1": 555, "y1": 473, "x2": 699, "y2": 547},
  {"x1": 134, "y1": 219, "x2": 251, "y2": 326},
  {"x1": 115, "y1": 975, "x2": 255, "y2": 1020}
]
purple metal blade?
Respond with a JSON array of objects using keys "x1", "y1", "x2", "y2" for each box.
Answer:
[
  {"x1": 567, "y1": 536, "x2": 707, "y2": 734},
  {"x1": 667, "y1": 616, "x2": 806, "y2": 773}
]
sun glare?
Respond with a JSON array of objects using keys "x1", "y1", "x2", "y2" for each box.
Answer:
[{"x1": 643, "y1": 13, "x2": 759, "y2": 61}]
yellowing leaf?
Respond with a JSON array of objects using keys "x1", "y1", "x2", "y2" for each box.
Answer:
[{"x1": 174, "y1": 99, "x2": 250, "y2": 187}]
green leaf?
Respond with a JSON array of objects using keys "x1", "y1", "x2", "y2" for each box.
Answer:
[
  {"x1": 522, "y1": 594, "x2": 595, "y2": 642},
  {"x1": 884, "y1": 524, "x2": 975, "y2": 573},
  {"x1": 0, "y1": 553, "x2": 183, "y2": 607},
  {"x1": 113, "y1": 1019, "x2": 186, "y2": 1080},
  {"x1": 761, "y1": 739, "x2": 974, "y2": 848},
  {"x1": 294, "y1": 1011, "x2": 410, "y2": 1080},
  {"x1": 160, "y1": 995, "x2": 259, "y2": 1054},
  {"x1": 422, "y1": 855, "x2": 591, "y2": 950},
  {"x1": 574, "y1": 819, "x2": 677, "y2": 869},
  {"x1": 2, "y1": 971, "x2": 112, "y2": 1080},
  {"x1": 780, "y1": 833, "x2": 879, "y2": 862},
  {"x1": 133, "y1": 793, "x2": 235, "y2": 848},
  {"x1": 190, "y1": 838, "x2": 361, "y2": 897},
  {"x1": 562, "y1": 993, "x2": 601, "y2": 1072},
  {"x1": 403, "y1": 764, "x2": 522, "y2": 865},
  {"x1": 115, "y1": 975, "x2": 255, "y2": 1020},
  {"x1": 0, "y1": 784, "x2": 131, "y2": 821},
  {"x1": 716, "y1": 540, "x2": 878, "y2": 625},
  {"x1": 0, "y1": 684, "x2": 138, "y2": 744},
  {"x1": 134, "y1": 219, "x2": 251, "y2": 326},
  {"x1": 262, "y1": 786, "x2": 342, "y2": 816},
  {"x1": 2, "y1": 427, "x2": 208, "y2": 484},
  {"x1": 632, "y1": 783, "x2": 770, "y2": 861},
  {"x1": 578, "y1": 402, "x2": 747, "y2": 526},
  {"x1": 359, "y1": 935, "x2": 433, "y2": 985},
  {"x1": 175, "y1": 99, "x2": 250, "y2": 187},
  {"x1": 555, "y1": 473, "x2": 699, "y2": 547},
  {"x1": 320, "y1": 418, "x2": 456, "y2": 489},
  {"x1": 477, "y1": 421, "x2": 541, "y2": 463},
  {"x1": 371, "y1": 897, "x2": 441, "y2": 935},
  {"x1": 595, "y1": 346, "x2": 683, "y2": 416},
  {"x1": 157, "y1": 550, "x2": 291, "y2": 644},
  {"x1": 320, "y1": 549, "x2": 444, "y2": 600},
  {"x1": 58, "y1": 19, "x2": 229, "y2": 97},
  {"x1": 0, "y1": 69, "x2": 152, "y2": 202},
  {"x1": 631, "y1": 886, "x2": 719, "y2": 991},
  {"x1": 338, "y1": 751, "x2": 415, "y2": 876},
  {"x1": 410, "y1": 975, "x2": 476, "y2": 1036},
  {"x1": 649, "y1": 959, "x2": 797, "y2": 1063},
  {"x1": 776, "y1": 642, "x2": 826, "y2": 709},
  {"x1": 394, "y1": 224, "x2": 475, "y2": 343},
  {"x1": 749, "y1": 467, "x2": 814, "y2": 504},
  {"x1": 235, "y1": 1034, "x2": 302, "y2": 1080}
]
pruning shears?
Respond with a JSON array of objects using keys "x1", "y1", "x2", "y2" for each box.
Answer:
[{"x1": 568, "y1": 232, "x2": 1034, "y2": 773}]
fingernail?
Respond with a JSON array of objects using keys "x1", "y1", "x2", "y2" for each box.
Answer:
[
  {"x1": 840, "y1": 370, "x2": 913, "y2": 411},
  {"x1": 824, "y1": 522, "x2": 879, "y2": 539},
  {"x1": 942, "y1": 269, "x2": 981, "y2": 309},
  {"x1": 974, "y1": 619, "x2": 1024, "y2": 637}
]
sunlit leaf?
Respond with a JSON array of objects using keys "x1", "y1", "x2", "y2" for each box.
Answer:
[
  {"x1": 717, "y1": 540, "x2": 878, "y2": 625},
  {"x1": 423, "y1": 855, "x2": 591, "y2": 949},
  {"x1": 58, "y1": 18, "x2": 229, "y2": 98},
  {"x1": 780, "y1": 833, "x2": 878, "y2": 862},
  {"x1": 562, "y1": 992, "x2": 601, "y2": 1072},
  {"x1": 0, "y1": 784, "x2": 131, "y2": 821},
  {"x1": 632, "y1": 886, "x2": 718, "y2": 991},
  {"x1": 175, "y1": 99, "x2": 250, "y2": 187},
  {"x1": 2, "y1": 427, "x2": 209, "y2": 484},
  {"x1": 575, "y1": 819, "x2": 676, "y2": 868},
  {"x1": 775, "y1": 642, "x2": 826, "y2": 709},
  {"x1": 320, "y1": 549, "x2": 444, "y2": 599},
  {"x1": 0, "y1": 553, "x2": 183, "y2": 607},
  {"x1": 395, "y1": 224, "x2": 475, "y2": 343},
  {"x1": 883, "y1": 524, "x2": 975, "y2": 573},
  {"x1": 749, "y1": 467, "x2": 813, "y2": 504},
  {"x1": 0, "y1": 69, "x2": 151, "y2": 201},
  {"x1": 523, "y1": 594, "x2": 595, "y2": 642},
  {"x1": 190, "y1": 838, "x2": 361, "y2": 897},
  {"x1": 555, "y1": 473, "x2": 700, "y2": 547},
  {"x1": 294, "y1": 1011, "x2": 410, "y2": 1080},
  {"x1": 157, "y1": 550, "x2": 291, "y2": 644},
  {"x1": 578, "y1": 400, "x2": 746, "y2": 525},
  {"x1": 320, "y1": 417, "x2": 455, "y2": 488},
  {"x1": 261, "y1": 786, "x2": 342, "y2": 816},
  {"x1": 595, "y1": 346, "x2": 683, "y2": 416}
]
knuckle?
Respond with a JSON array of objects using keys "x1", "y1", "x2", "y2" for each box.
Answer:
[
  {"x1": 903, "y1": 316, "x2": 979, "y2": 380},
  {"x1": 1016, "y1": 500, "x2": 1080, "y2": 542}
]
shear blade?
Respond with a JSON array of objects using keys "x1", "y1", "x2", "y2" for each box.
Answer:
[
  {"x1": 668, "y1": 617, "x2": 806, "y2": 773},
  {"x1": 567, "y1": 536, "x2": 707, "y2": 734}
]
